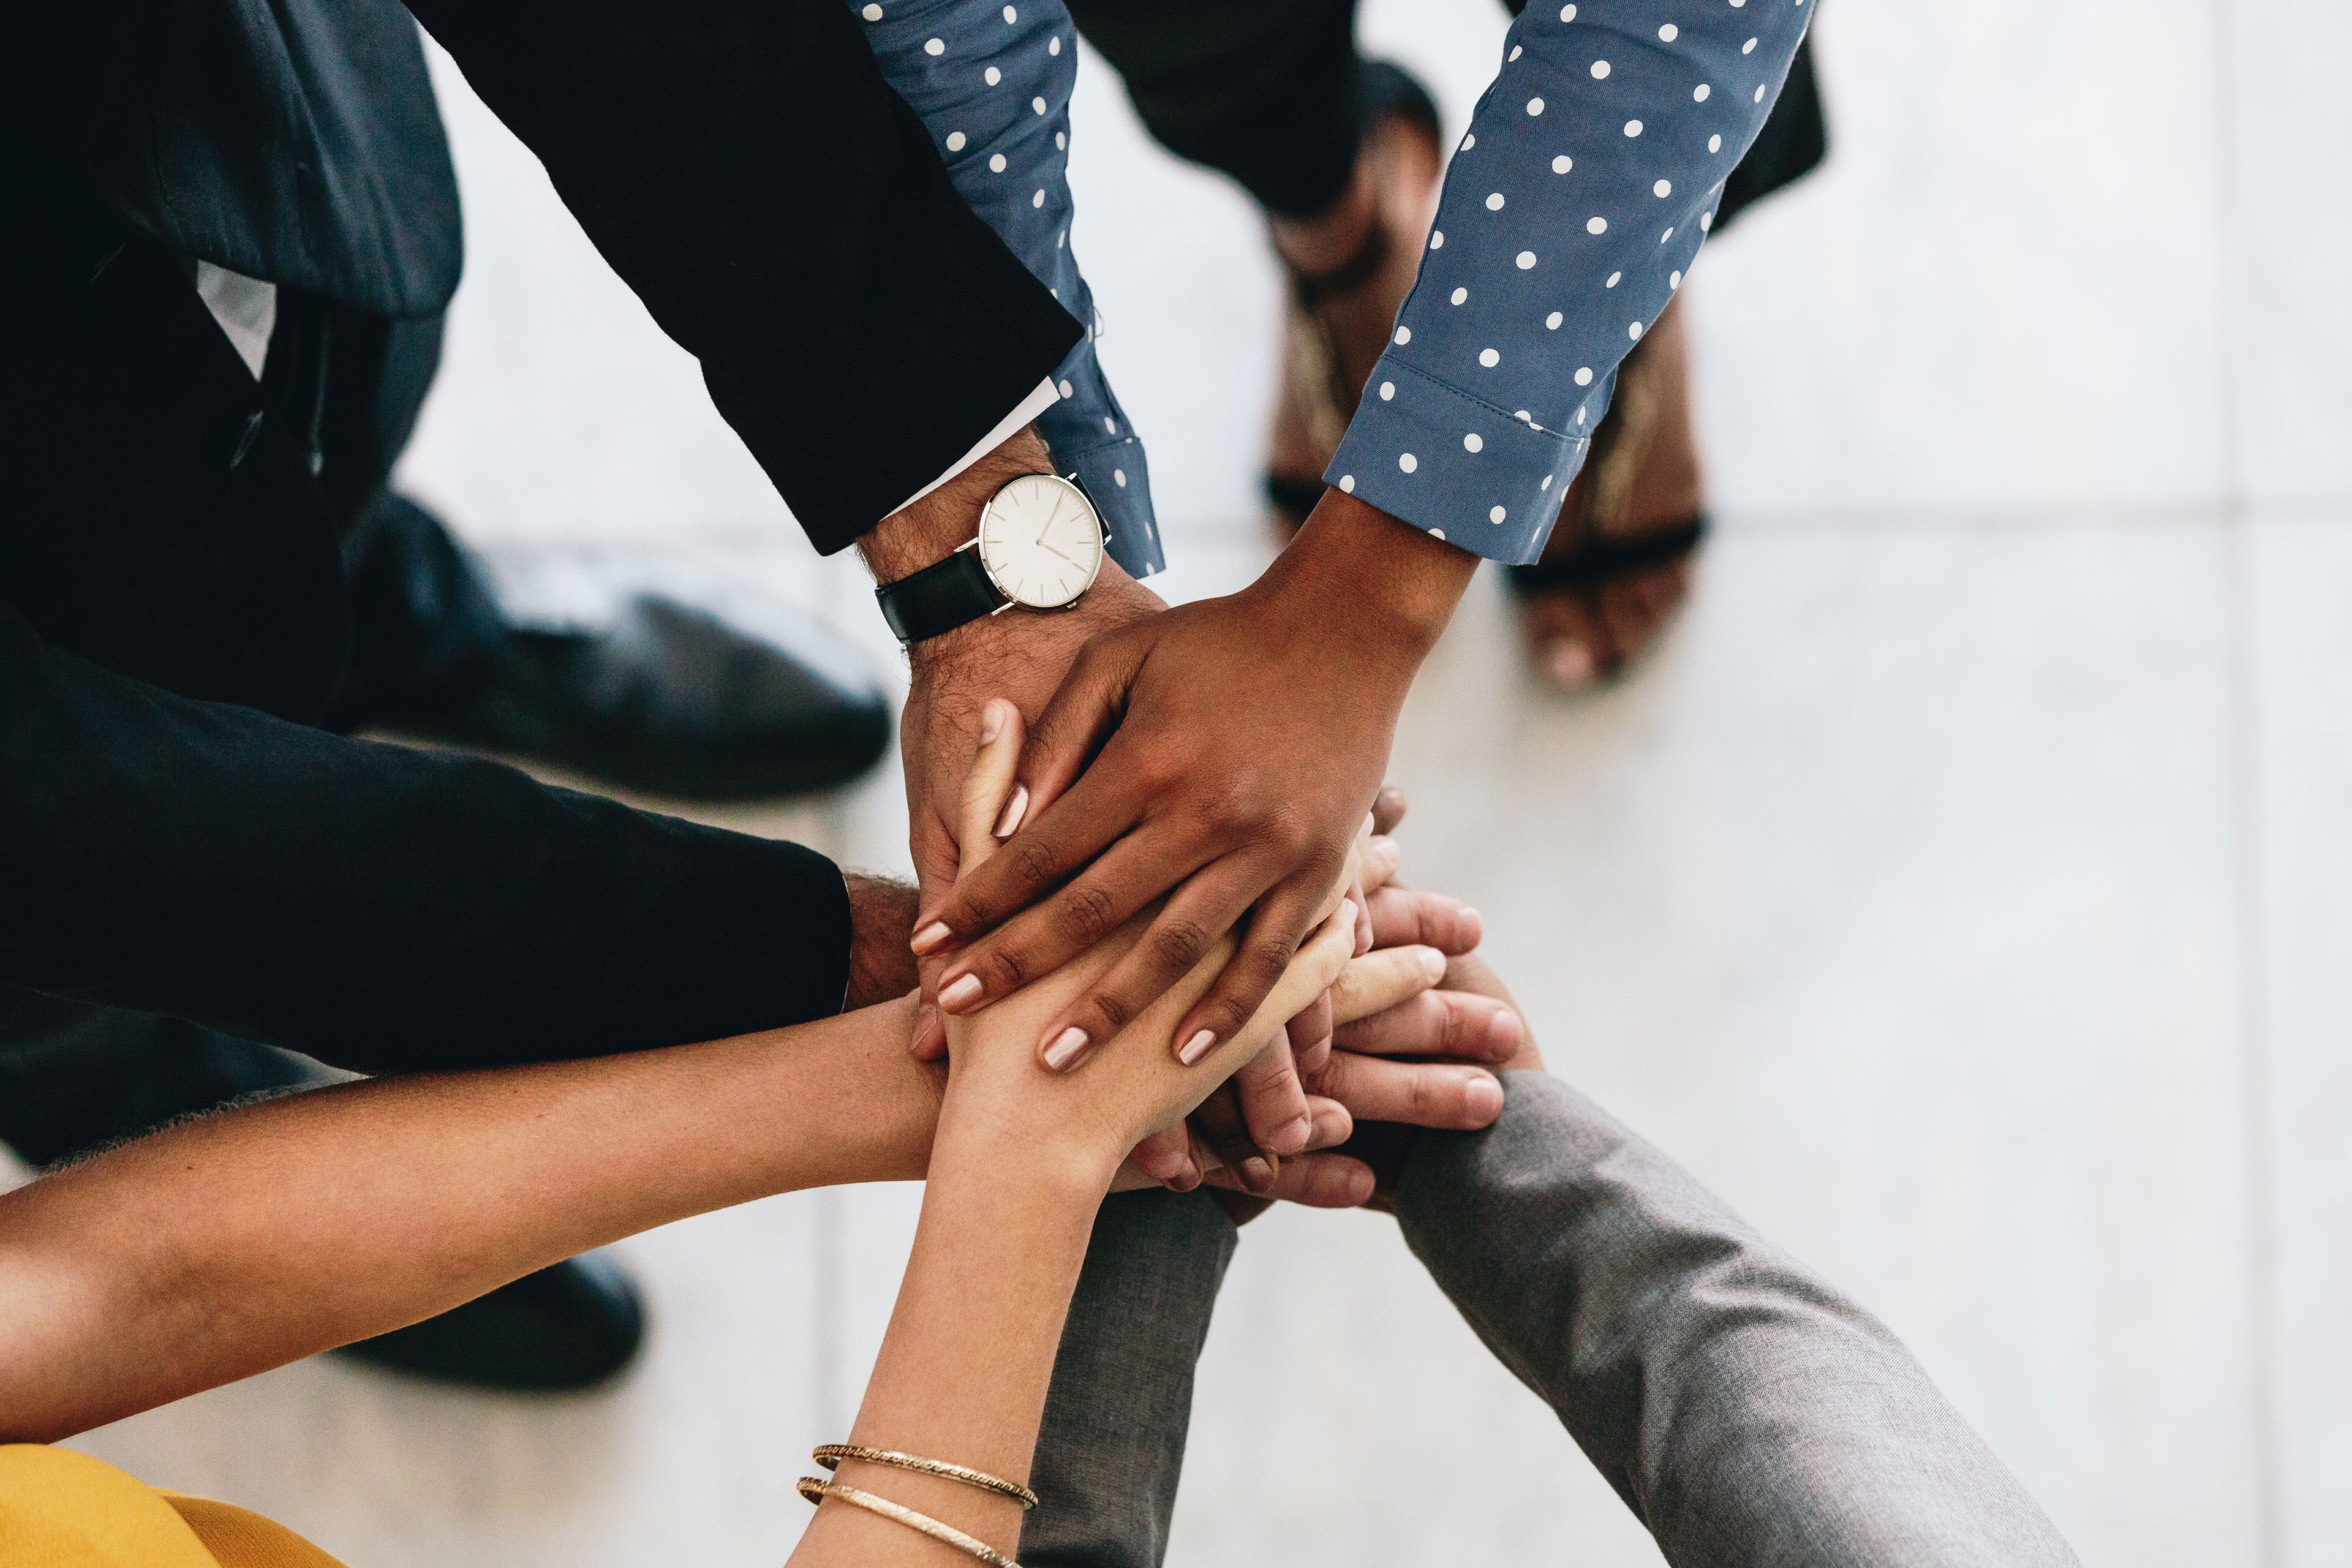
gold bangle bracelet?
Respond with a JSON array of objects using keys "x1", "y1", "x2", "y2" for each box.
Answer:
[
  {"x1": 812, "y1": 1444, "x2": 1040, "y2": 1511},
  {"x1": 797, "y1": 1477, "x2": 1022, "y2": 1568}
]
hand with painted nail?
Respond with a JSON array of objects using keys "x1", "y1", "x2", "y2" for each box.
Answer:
[
  {"x1": 911, "y1": 497, "x2": 1477, "y2": 1114},
  {"x1": 932, "y1": 699, "x2": 1361, "y2": 1171}
]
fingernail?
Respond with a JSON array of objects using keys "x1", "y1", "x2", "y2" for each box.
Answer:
[
  {"x1": 1459, "y1": 907, "x2": 1484, "y2": 944},
  {"x1": 1240, "y1": 1157, "x2": 1275, "y2": 1193},
  {"x1": 1465, "y1": 1072, "x2": 1505, "y2": 1121},
  {"x1": 1170, "y1": 1158, "x2": 1202, "y2": 1192},
  {"x1": 993, "y1": 783, "x2": 1029, "y2": 840},
  {"x1": 1274, "y1": 1114, "x2": 1313, "y2": 1156},
  {"x1": 1360, "y1": 812, "x2": 1377, "y2": 838},
  {"x1": 1370, "y1": 834, "x2": 1400, "y2": 867},
  {"x1": 1417, "y1": 946, "x2": 1447, "y2": 981},
  {"x1": 915, "y1": 1003, "x2": 940, "y2": 1047},
  {"x1": 1488, "y1": 1008, "x2": 1521, "y2": 1054},
  {"x1": 979, "y1": 701, "x2": 1006, "y2": 744},
  {"x1": 1178, "y1": 1029, "x2": 1216, "y2": 1065},
  {"x1": 911, "y1": 922, "x2": 953, "y2": 956},
  {"x1": 1335, "y1": 897, "x2": 1358, "y2": 930},
  {"x1": 938, "y1": 973, "x2": 984, "y2": 1012},
  {"x1": 1043, "y1": 1026, "x2": 1090, "y2": 1071}
]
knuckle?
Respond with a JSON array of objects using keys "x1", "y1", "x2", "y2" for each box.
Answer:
[
  {"x1": 1007, "y1": 836, "x2": 1063, "y2": 895},
  {"x1": 1148, "y1": 916, "x2": 1212, "y2": 973},
  {"x1": 1085, "y1": 987, "x2": 1134, "y2": 1034},
  {"x1": 977, "y1": 947, "x2": 1030, "y2": 993},
  {"x1": 1061, "y1": 881, "x2": 1117, "y2": 946}
]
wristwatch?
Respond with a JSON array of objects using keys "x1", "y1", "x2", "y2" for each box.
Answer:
[{"x1": 875, "y1": 472, "x2": 1108, "y2": 646}]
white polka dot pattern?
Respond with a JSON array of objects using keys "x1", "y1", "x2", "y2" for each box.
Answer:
[
  {"x1": 1322, "y1": 0, "x2": 1811, "y2": 567},
  {"x1": 853, "y1": 0, "x2": 1161, "y2": 578}
]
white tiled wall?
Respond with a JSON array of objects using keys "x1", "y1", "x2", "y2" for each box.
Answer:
[{"x1": 62, "y1": 2, "x2": 2352, "y2": 1564}]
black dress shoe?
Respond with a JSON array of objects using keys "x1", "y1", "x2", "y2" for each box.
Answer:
[
  {"x1": 334, "y1": 492, "x2": 891, "y2": 802},
  {"x1": 333, "y1": 1249, "x2": 644, "y2": 1391},
  {"x1": 423, "y1": 594, "x2": 893, "y2": 801},
  {"x1": 0, "y1": 989, "x2": 649, "y2": 1395}
]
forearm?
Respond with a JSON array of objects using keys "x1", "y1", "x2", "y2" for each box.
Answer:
[
  {"x1": 0, "y1": 998, "x2": 934, "y2": 1442},
  {"x1": 794, "y1": 1123, "x2": 1108, "y2": 1567},
  {"x1": 1393, "y1": 1074, "x2": 2076, "y2": 1567}
]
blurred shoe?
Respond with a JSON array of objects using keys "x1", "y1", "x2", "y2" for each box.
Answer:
[
  {"x1": 0, "y1": 989, "x2": 647, "y2": 1394},
  {"x1": 334, "y1": 1250, "x2": 643, "y2": 1391},
  {"x1": 1507, "y1": 293, "x2": 1706, "y2": 692},
  {"x1": 1262, "y1": 61, "x2": 1445, "y2": 537},
  {"x1": 403, "y1": 593, "x2": 892, "y2": 801},
  {"x1": 336, "y1": 492, "x2": 891, "y2": 801}
]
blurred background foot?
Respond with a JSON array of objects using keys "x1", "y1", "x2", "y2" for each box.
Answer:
[{"x1": 1508, "y1": 293, "x2": 1708, "y2": 693}]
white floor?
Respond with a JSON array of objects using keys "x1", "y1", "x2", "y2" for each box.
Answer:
[{"x1": 53, "y1": 1, "x2": 2352, "y2": 1564}]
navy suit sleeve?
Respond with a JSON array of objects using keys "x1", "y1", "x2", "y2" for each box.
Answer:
[{"x1": 0, "y1": 602, "x2": 853, "y2": 1074}]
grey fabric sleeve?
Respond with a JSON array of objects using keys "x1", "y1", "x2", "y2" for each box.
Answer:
[
  {"x1": 1393, "y1": 1072, "x2": 2079, "y2": 1568},
  {"x1": 1022, "y1": 1188, "x2": 1238, "y2": 1568}
]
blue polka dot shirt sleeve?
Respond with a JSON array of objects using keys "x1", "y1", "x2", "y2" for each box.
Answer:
[
  {"x1": 1329, "y1": 0, "x2": 1814, "y2": 563},
  {"x1": 851, "y1": 0, "x2": 1163, "y2": 579}
]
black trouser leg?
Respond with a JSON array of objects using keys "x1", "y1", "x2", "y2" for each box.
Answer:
[
  {"x1": 1069, "y1": 0, "x2": 1826, "y2": 227},
  {"x1": 1065, "y1": 0, "x2": 1363, "y2": 219}
]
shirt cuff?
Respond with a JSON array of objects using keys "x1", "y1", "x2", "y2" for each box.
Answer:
[
  {"x1": 1324, "y1": 359, "x2": 1590, "y2": 565},
  {"x1": 888, "y1": 375, "x2": 1062, "y2": 518},
  {"x1": 1036, "y1": 412, "x2": 1164, "y2": 580}
]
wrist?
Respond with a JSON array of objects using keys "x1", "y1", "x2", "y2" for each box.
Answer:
[
  {"x1": 843, "y1": 874, "x2": 921, "y2": 1011},
  {"x1": 933, "y1": 1081, "x2": 1127, "y2": 1195},
  {"x1": 858, "y1": 426, "x2": 1057, "y2": 586},
  {"x1": 1259, "y1": 489, "x2": 1476, "y2": 665},
  {"x1": 907, "y1": 553, "x2": 1163, "y2": 689}
]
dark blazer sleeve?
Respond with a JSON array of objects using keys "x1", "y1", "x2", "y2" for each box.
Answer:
[
  {"x1": 402, "y1": 0, "x2": 1085, "y2": 552},
  {"x1": 0, "y1": 602, "x2": 852, "y2": 1075},
  {"x1": 1022, "y1": 1189, "x2": 1238, "y2": 1568}
]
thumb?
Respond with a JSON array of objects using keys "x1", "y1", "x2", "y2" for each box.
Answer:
[{"x1": 1011, "y1": 626, "x2": 1149, "y2": 831}]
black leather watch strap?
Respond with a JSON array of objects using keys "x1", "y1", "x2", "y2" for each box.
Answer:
[{"x1": 876, "y1": 545, "x2": 1006, "y2": 644}]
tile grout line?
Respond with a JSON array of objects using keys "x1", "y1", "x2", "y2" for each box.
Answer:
[{"x1": 2205, "y1": 0, "x2": 2286, "y2": 1557}]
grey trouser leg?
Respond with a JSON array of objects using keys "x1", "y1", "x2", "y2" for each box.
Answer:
[
  {"x1": 1023, "y1": 1189, "x2": 1237, "y2": 1568},
  {"x1": 1395, "y1": 1072, "x2": 2080, "y2": 1568}
]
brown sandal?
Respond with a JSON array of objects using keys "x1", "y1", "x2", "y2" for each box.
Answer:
[
  {"x1": 1509, "y1": 293, "x2": 1708, "y2": 691},
  {"x1": 1264, "y1": 62, "x2": 1444, "y2": 537}
]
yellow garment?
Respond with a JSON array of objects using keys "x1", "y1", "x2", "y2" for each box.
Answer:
[{"x1": 0, "y1": 1446, "x2": 349, "y2": 1568}]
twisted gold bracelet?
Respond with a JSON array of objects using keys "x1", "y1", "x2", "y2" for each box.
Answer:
[
  {"x1": 797, "y1": 1477, "x2": 1021, "y2": 1567},
  {"x1": 812, "y1": 1444, "x2": 1040, "y2": 1511}
]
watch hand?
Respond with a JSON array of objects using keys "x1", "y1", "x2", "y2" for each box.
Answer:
[
  {"x1": 1036, "y1": 541, "x2": 1076, "y2": 567},
  {"x1": 1033, "y1": 496, "x2": 1068, "y2": 547}
]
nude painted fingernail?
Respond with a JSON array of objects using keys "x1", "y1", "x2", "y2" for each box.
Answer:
[
  {"x1": 1240, "y1": 1157, "x2": 1275, "y2": 1193},
  {"x1": 1043, "y1": 1027, "x2": 1090, "y2": 1071},
  {"x1": 911, "y1": 921, "x2": 953, "y2": 956},
  {"x1": 1464, "y1": 1072, "x2": 1505, "y2": 1121},
  {"x1": 938, "y1": 973, "x2": 984, "y2": 1012},
  {"x1": 1417, "y1": 946, "x2": 1447, "y2": 981},
  {"x1": 1177, "y1": 1029, "x2": 1216, "y2": 1065},
  {"x1": 993, "y1": 783, "x2": 1029, "y2": 840},
  {"x1": 978, "y1": 701, "x2": 1006, "y2": 744}
]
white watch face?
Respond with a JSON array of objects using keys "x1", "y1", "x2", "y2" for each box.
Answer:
[{"x1": 976, "y1": 474, "x2": 1106, "y2": 609}]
